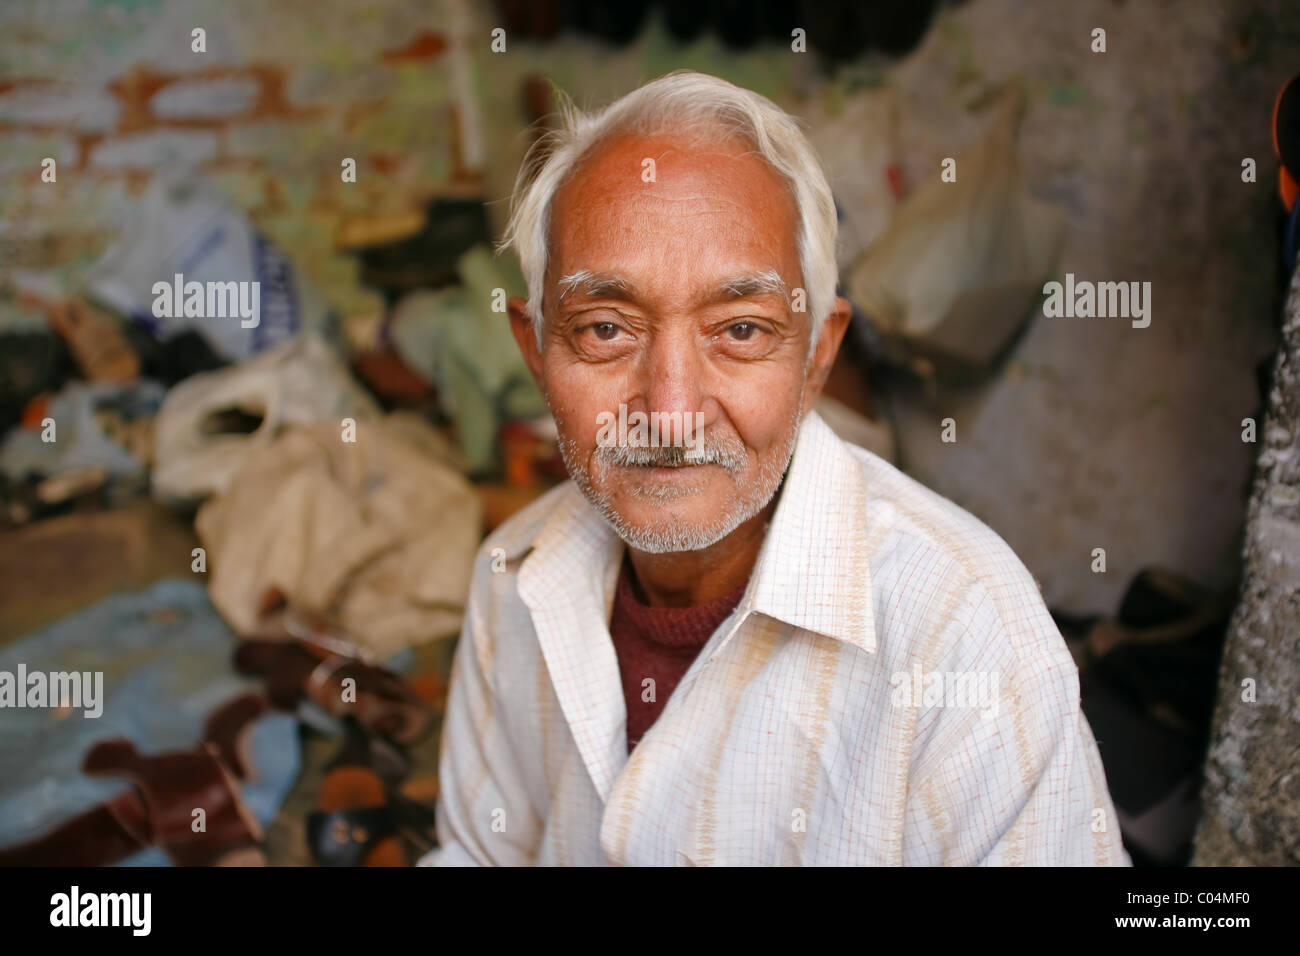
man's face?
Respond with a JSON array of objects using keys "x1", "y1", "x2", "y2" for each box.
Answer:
[{"x1": 512, "y1": 132, "x2": 839, "y2": 553}]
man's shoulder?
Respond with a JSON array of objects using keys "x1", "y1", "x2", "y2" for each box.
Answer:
[
  {"x1": 834, "y1": 439, "x2": 1064, "y2": 670},
  {"x1": 834, "y1": 439, "x2": 1079, "y2": 724},
  {"x1": 842, "y1": 442, "x2": 1037, "y2": 595}
]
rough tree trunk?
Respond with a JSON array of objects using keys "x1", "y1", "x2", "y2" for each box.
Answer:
[{"x1": 1194, "y1": 263, "x2": 1300, "y2": 865}]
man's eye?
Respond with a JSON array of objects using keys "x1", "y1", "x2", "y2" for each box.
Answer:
[
  {"x1": 591, "y1": 322, "x2": 621, "y2": 341},
  {"x1": 728, "y1": 322, "x2": 759, "y2": 341}
]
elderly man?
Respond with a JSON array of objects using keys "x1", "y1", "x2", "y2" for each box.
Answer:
[{"x1": 422, "y1": 71, "x2": 1127, "y2": 866}]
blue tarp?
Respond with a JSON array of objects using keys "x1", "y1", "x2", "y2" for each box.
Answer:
[{"x1": 0, "y1": 578, "x2": 299, "y2": 865}]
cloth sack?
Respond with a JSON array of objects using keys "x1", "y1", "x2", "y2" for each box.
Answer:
[{"x1": 195, "y1": 414, "x2": 480, "y2": 659}]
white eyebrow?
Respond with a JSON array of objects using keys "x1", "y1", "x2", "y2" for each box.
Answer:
[
  {"x1": 556, "y1": 270, "x2": 632, "y2": 303},
  {"x1": 555, "y1": 269, "x2": 789, "y2": 307},
  {"x1": 716, "y1": 269, "x2": 789, "y2": 302}
]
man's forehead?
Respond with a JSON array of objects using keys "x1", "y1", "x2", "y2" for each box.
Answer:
[
  {"x1": 543, "y1": 132, "x2": 803, "y2": 313},
  {"x1": 567, "y1": 128, "x2": 769, "y2": 183},
  {"x1": 549, "y1": 131, "x2": 798, "y2": 236}
]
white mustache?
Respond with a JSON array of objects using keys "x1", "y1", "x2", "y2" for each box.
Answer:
[{"x1": 597, "y1": 437, "x2": 745, "y2": 471}]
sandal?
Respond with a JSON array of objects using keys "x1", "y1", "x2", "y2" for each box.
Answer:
[
  {"x1": 0, "y1": 693, "x2": 269, "y2": 866},
  {"x1": 235, "y1": 638, "x2": 431, "y2": 745}
]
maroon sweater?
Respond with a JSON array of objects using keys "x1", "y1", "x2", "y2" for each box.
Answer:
[{"x1": 610, "y1": 557, "x2": 747, "y2": 753}]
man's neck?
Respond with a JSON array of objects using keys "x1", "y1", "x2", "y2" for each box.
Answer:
[{"x1": 625, "y1": 502, "x2": 774, "y2": 608}]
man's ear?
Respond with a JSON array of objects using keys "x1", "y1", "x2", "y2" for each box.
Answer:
[
  {"x1": 507, "y1": 295, "x2": 546, "y2": 389},
  {"x1": 801, "y1": 295, "x2": 853, "y2": 413}
]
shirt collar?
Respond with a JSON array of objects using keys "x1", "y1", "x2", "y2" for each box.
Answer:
[
  {"x1": 516, "y1": 478, "x2": 626, "y2": 800},
  {"x1": 743, "y1": 409, "x2": 877, "y2": 655}
]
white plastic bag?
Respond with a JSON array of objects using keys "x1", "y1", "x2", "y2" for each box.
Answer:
[
  {"x1": 846, "y1": 88, "x2": 1065, "y2": 375},
  {"x1": 86, "y1": 177, "x2": 331, "y2": 361},
  {"x1": 151, "y1": 333, "x2": 380, "y2": 504}
]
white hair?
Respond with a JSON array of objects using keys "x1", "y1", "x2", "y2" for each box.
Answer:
[{"x1": 499, "y1": 70, "x2": 839, "y2": 349}]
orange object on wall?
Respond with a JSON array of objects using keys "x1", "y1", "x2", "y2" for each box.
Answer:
[{"x1": 1281, "y1": 165, "x2": 1298, "y2": 213}]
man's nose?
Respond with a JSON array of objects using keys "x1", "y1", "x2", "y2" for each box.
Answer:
[{"x1": 639, "y1": 330, "x2": 706, "y2": 427}]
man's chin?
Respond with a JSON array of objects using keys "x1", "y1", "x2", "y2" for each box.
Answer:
[
  {"x1": 609, "y1": 517, "x2": 734, "y2": 555},
  {"x1": 581, "y1": 487, "x2": 729, "y2": 553},
  {"x1": 596, "y1": 485, "x2": 771, "y2": 553},
  {"x1": 568, "y1": 457, "x2": 786, "y2": 554}
]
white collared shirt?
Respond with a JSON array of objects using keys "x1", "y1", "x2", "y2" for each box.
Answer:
[{"x1": 421, "y1": 411, "x2": 1129, "y2": 866}]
